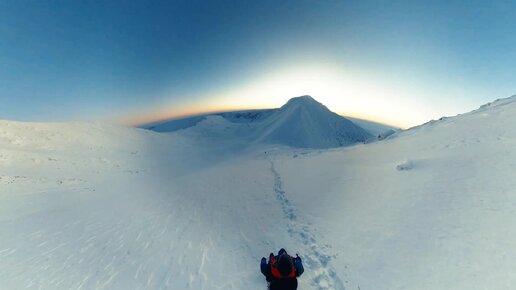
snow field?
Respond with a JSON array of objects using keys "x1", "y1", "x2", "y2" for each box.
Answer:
[
  {"x1": 0, "y1": 121, "x2": 295, "y2": 289},
  {"x1": 1, "y1": 95, "x2": 516, "y2": 289},
  {"x1": 275, "y1": 96, "x2": 516, "y2": 289}
]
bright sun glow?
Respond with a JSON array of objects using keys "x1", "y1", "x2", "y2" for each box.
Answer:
[
  {"x1": 205, "y1": 65, "x2": 429, "y2": 128},
  {"x1": 127, "y1": 65, "x2": 445, "y2": 128}
]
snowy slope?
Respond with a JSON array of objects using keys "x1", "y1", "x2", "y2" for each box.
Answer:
[
  {"x1": 1, "y1": 95, "x2": 516, "y2": 290},
  {"x1": 145, "y1": 115, "x2": 208, "y2": 133},
  {"x1": 141, "y1": 110, "x2": 276, "y2": 132},
  {"x1": 218, "y1": 109, "x2": 276, "y2": 123},
  {"x1": 0, "y1": 120, "x2": 275, "y2": 289},
  {"x1": 274, "y1": 95, "x2": 516, "y2": 289},
  {"x1": 347, "y1": 117, "x2": 400, "y2": 138}
]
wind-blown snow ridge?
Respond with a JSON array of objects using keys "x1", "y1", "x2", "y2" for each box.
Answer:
[
  {"x1": 388, "y1": 94, "x2": 516, "y2": 140},
  {"x1": 477, "y1": 94, "x2": 516, "y2": 110}
]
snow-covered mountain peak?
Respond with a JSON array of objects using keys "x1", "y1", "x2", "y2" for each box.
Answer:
[
  {"x1": 280, "y1": 95, "x2": 328, "y2": 111},
  {"x1": 283, "y1": 95, "x2": 319, "y2": 105},
  {"x1": 256, "y1": 96, "x2": 372, "y2": 148}
]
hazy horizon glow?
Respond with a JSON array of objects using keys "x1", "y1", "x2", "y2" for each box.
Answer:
[
  {"x1": 123, "y1": 63, "x2": 481, "y2": 128},
  {"x1": 2, "y1": 1, "x2": 516, "y2": 128}
]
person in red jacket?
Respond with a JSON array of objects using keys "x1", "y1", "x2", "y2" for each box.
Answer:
[{"x1": 260, "y1": 248, "x2": 304, "y2": 290}]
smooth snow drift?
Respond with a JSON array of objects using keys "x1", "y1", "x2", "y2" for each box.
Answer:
[{"x1": 1, "y1": 95, "x2": 516, "y2": 289}]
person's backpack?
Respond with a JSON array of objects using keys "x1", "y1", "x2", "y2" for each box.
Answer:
[{"x1": 270, "y1": 254, "x2": 295, "y2": 279}]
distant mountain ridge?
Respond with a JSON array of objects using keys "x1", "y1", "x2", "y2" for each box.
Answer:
[{"x1": 143, "y1": 95, "x2": 393, "y2": 148}]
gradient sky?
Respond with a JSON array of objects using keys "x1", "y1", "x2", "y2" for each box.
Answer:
[{"x1": 1, "y1": 0, "x2": 515, "y2": 128}]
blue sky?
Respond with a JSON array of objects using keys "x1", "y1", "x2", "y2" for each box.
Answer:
[{"x1": 1, "y1": 1, "x2": 515, "y2": 127}]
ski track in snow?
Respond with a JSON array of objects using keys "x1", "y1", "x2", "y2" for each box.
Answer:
[{"x1": 269, "y1": 158, "x2": 345, "y2": 290}]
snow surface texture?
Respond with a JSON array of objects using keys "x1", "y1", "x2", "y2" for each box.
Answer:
[
  {"x1": 144, "y1": 96, "x2": 382, "y2": 148},
  {"x1": 1, "y1": 95, "x2": 516, "y2": 289}
]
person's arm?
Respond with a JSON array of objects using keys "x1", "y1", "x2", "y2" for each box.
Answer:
[
  {"x1": 260, "y1": 257, "x2": 272, "y2": 280},
  {"x1": 294, "y1": 255, "x2": 304, "y2": 277}
]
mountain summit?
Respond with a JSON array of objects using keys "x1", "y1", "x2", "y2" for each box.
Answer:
[
  {"x1": 279, "y1": 95, "x2": 333, "y2": 116},
  {"x1": 282, "y1": 95, "x2": 321, "y2": 107},
  {"x1": 255, "y1": 95, "x2": 372, "y2": 148}
]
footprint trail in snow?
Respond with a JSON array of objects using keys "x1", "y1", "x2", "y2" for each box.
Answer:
[{"x1": 269, "y1": 159, "x2": 345, "y2": 290}]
